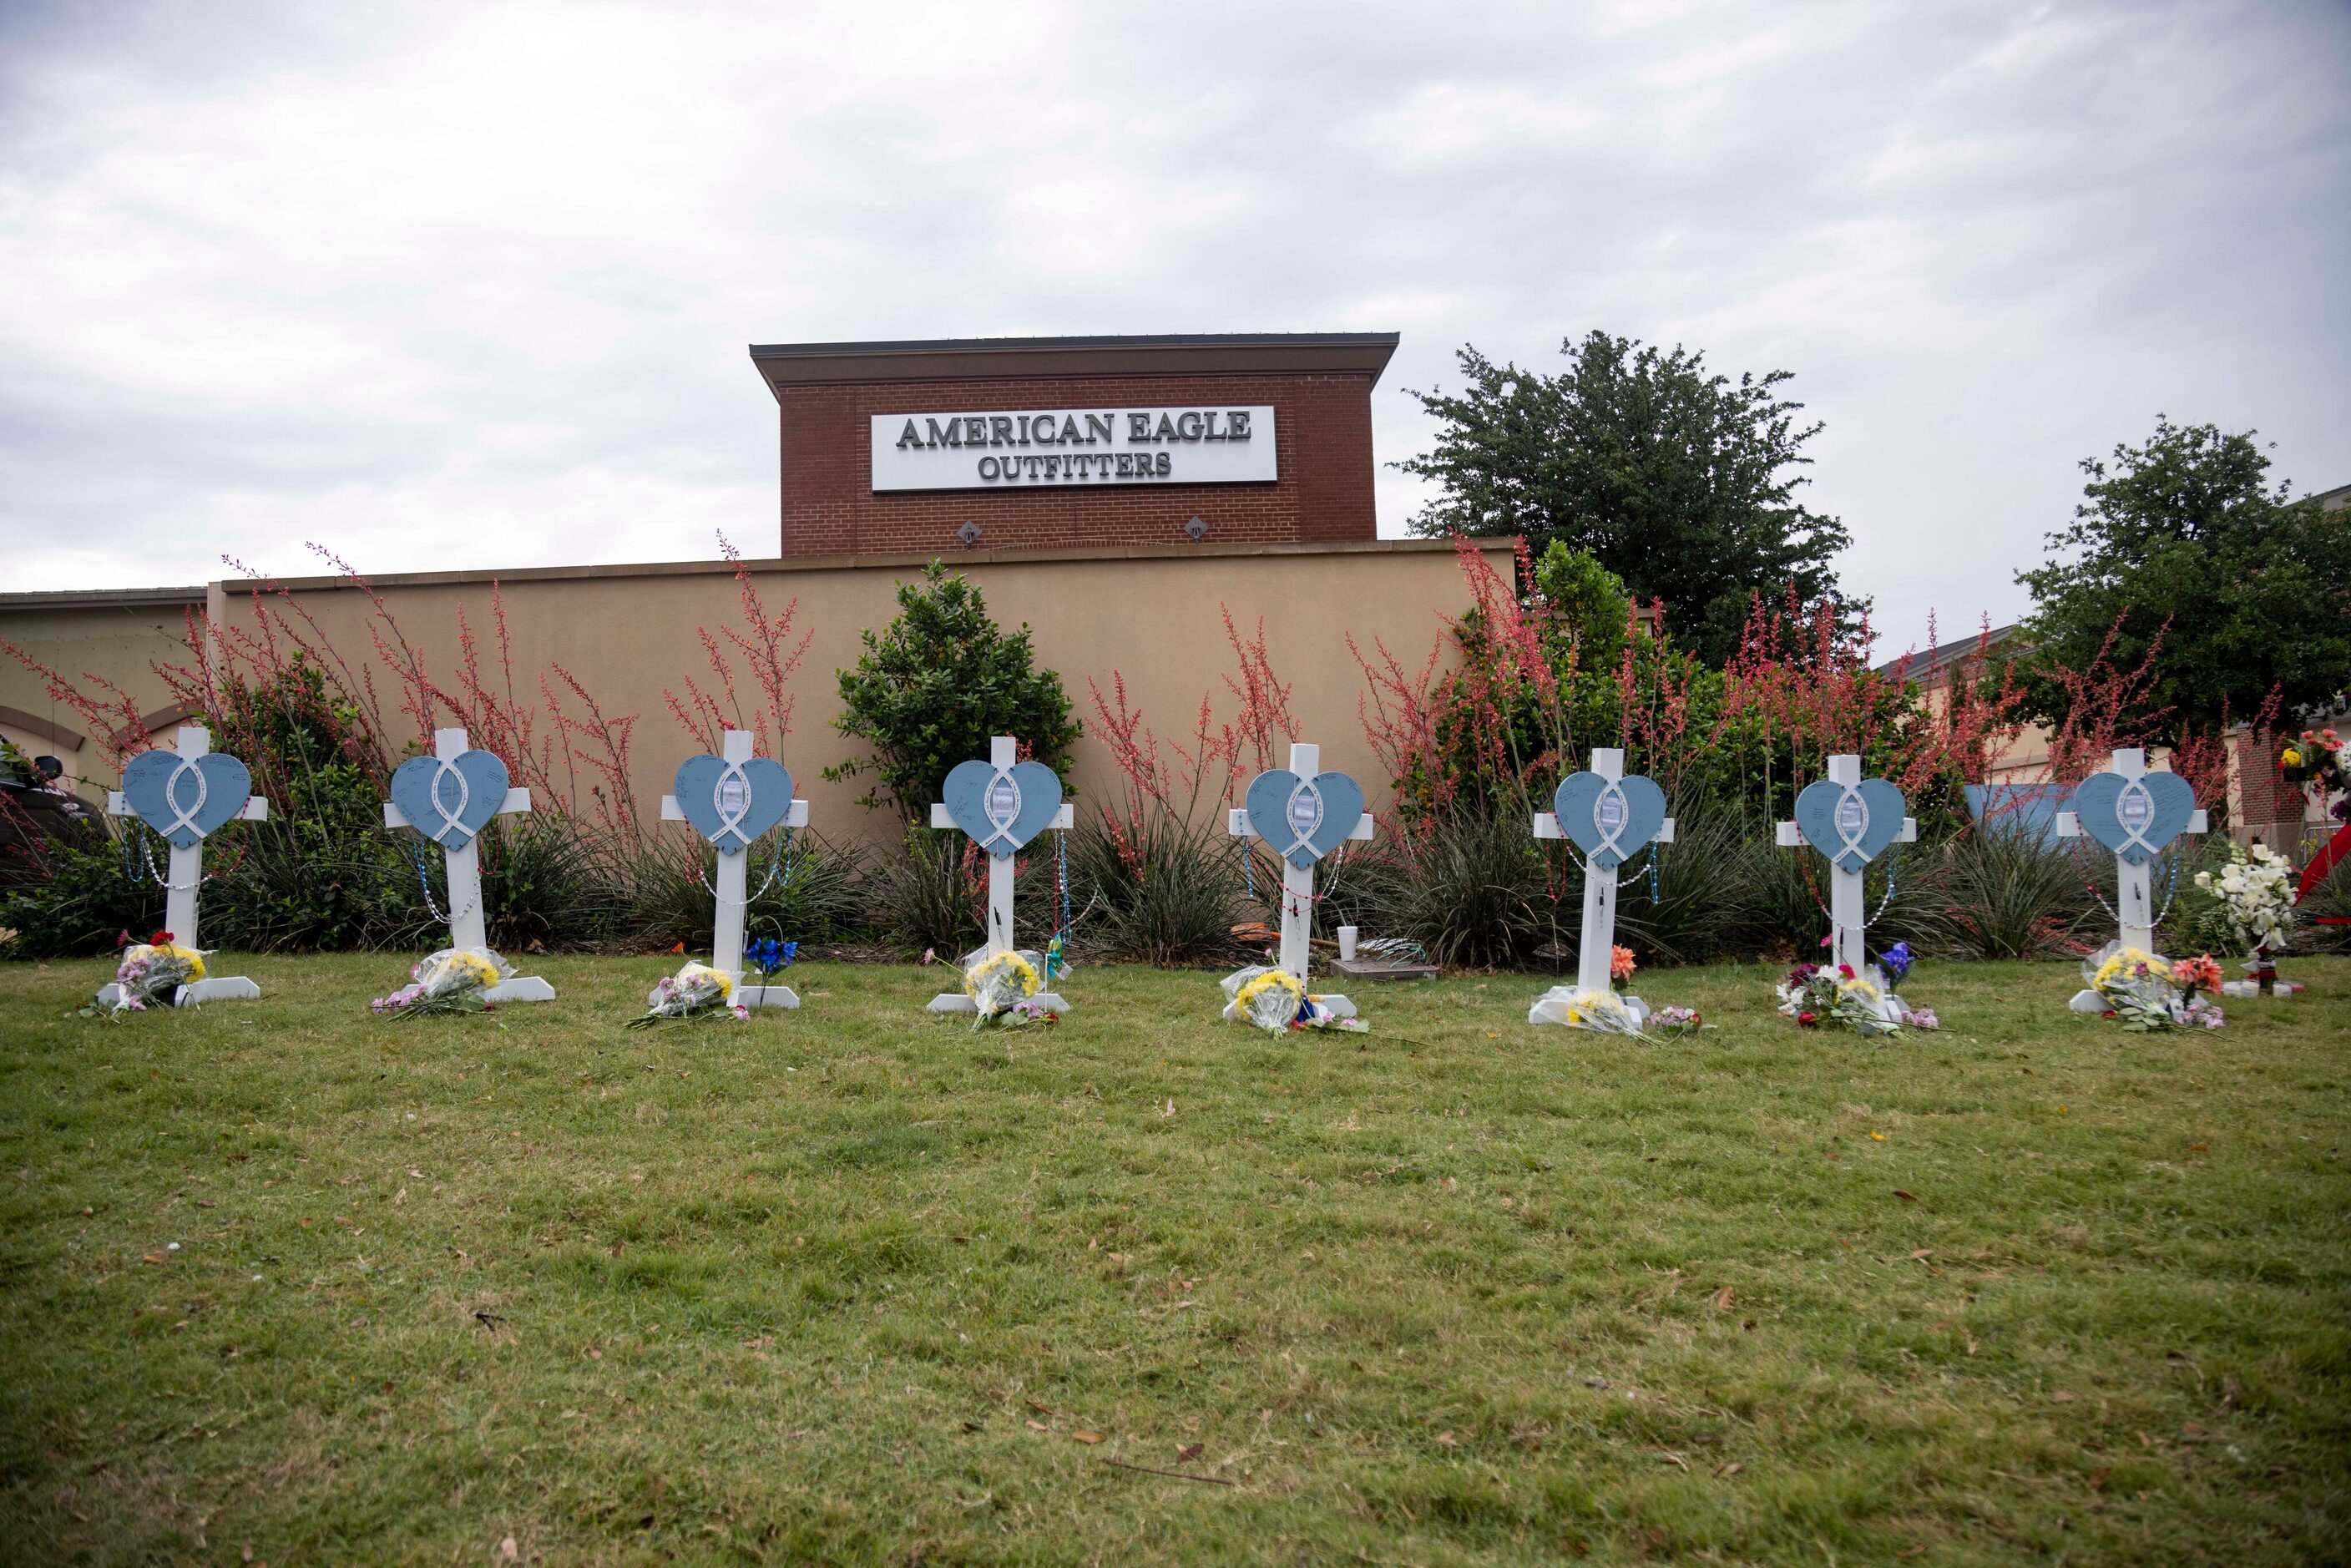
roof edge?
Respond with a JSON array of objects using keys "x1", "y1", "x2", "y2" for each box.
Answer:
[
  {"x1": 195, "y1": 536, "x2": 1508, "y2": 596},
  {"x1": 749, "y1": 331, "x2": 1402, "y2": 394}
]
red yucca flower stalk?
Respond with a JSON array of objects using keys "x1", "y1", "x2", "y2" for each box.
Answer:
[
  {"x1": 661, "y1": 533, "x2": 812, "y2": 764},
  {"x1": 1088, "y1": 609, "x2": 1297, "y2": 879}
]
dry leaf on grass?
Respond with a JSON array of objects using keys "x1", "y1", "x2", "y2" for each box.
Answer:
[
  {"x1": 1176, "y1": 1442, "x2": 1205, "y2": 1462},
  {"x1": 1712, "y1": 1286, "x2": 1733, "y2": 1311},
  {"x1": 1073, "y1": 1430, "x2": 1105, "y2": 1444}
]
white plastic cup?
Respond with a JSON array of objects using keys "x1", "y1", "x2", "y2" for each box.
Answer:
[{"x1": 1337, "y1": 925, "x2": 1358, "y2": 962}]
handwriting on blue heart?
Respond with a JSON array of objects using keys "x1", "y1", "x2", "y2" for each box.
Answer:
[
  {"x1": 1245, "y1": 768, "x2": 1366, "y2": 870},
  {"x1": 673, "y1": 754, "x2": 793, "y2": 854},
  {"x1": 123, "y1": 749, "x2": 252, "y2": 850},
  {"x1": 1553, "y1": 771, "x2": 1667, "y2": 871},
  {"x1": 390, "y1": 749, "x2": 509, "y2": 851},
  {"x1": 942, "y1": 757, "x2": 1063, "y2": 858},
  {"x1": 1794, "y1": 777, "x2": 1907, "y2": 872},
  {"x1": 2070, "y1": 768, "x2": 2196, "y2": 865}
]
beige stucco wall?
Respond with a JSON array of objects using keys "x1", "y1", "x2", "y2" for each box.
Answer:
[
  {"x1": 7, "y1": 541, "x2": 1504, "y2": 839},
  {"x1": 0, "y1": 593, "x2": 200, "y2": 793}
]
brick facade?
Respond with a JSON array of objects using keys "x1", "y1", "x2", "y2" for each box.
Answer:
[{"x1": 751, "y1": 335, "x2": 1396, "y2": 558}]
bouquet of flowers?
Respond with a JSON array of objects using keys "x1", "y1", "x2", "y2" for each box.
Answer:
[
  {"x1": 746, "y1": 938, "x2": 796, "y2": 976},
  {"x1": 633, "y1": 960, "x2": 747, "y2": 1027},
  {"x1": 1610, "y1": 945, "x2": 1636, "y2": 983},
  {"x1": 2193, "y1": 842, "x2": 2298, "y2": 956},
  {"x1": 1775, "y1": 962, "x2": 1908, "y2": 1038},
  {"x1": 2279, "y1": 727, "x2": 2345, "y2": 788},
  {"x1": 1221, "y1": 966, "x2": 1366, "y2": 1033},
  {"x1": 1529, "y1": 985, "x2": 1646, "y2": 1034},
  {"x1": 2172, "y1": 953, "x2": 2224, "y2": 997},
  {"x1": 2081, "y1": 943, "x2": 2178, "y2": 1031},
  {"x1": 372, "y1": 948, "x2": 511, "y2": 1019},
  {"x1": 99, "y1": 931, "x2": 205, "y2": 1015},
  {"x1": 1647, "y1": 1004, "x2": 1706, "y2": 1036},
  {"x1": 963, "y1": 948, "x2": 1045, "y2": 1027}
]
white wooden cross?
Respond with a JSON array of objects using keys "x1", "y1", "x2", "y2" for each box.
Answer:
[
  {"x1": 1226, "y1": 741, "x2": 1376, "y2": 1016},
  {"x1": 660, "y1": 728, "x2": 807, "y2": 1008},
  {"x1": 1776, "y1": 753, "x2": 1917, "y2": 973},
  {"x1": 1534, "y1": 746, "x2": 1674, "y2": 999},
  {"x1": 926, "y1": 735, "x2": 1074, "y2": 1014},
  {"x1": 2057, "y1": 747, "x2": 2208, "y2": 953},
  {"x1": 382, "y1": 726, "x2": 554, "y2": 1003},
  {"x1": 101, "y1": 724, "x2": 266, "y2": 1006}
]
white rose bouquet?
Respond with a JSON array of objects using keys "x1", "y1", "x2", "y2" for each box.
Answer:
[{"x1": 2194, "y1": 842, "x2": 2297, "y2": 956}]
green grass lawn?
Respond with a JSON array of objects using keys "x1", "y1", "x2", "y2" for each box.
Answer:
[{"x1": 2, "y1": 953, "x2": 2346, "y2": 1565}]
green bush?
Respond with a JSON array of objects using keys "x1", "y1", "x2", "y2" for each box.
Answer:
[
  {"x1": 827, "y1": 562, "x2": 1080, "y2": 822},
  {"x1": 0, "y1": 830, "x2": 161, "y2": 958}
]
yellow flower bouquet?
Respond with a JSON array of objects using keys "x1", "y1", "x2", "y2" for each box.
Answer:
[
  {"x1": 963, "y1": 948, "x2": 1045, "y2": 1027},
  {"x1": 372, "y1": 947, "x2": 513, "y2": 1019}
]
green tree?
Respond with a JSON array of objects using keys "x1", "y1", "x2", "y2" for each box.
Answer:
[
  {"x1": 2017, "y1": 417, "x2": 2351, "y2": 729},
  {"x1": 1401, "y1": 331, "x2": 1859, "y2": 664},
  {"x1": 827, "y1": 562, "x2": 1081, "y2": 821}
]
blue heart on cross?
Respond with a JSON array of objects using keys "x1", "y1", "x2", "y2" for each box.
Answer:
[
  {"x1": 672, "y1": 753, "x2": 794, "y2": 854},
  {"x1": 941, "y1": 756, "x2": 1064, "y2": 859},
  {"x1": 2070, "y1": 768, "x2": 2196, "y2": 865},
  {"x1": 1794, "y1": 777, "x2": 1908, "y2": 873},
  {"x1": 1244, "y1": 767, "x2": 1366, "y2": 870},
  {"x1": 122, "y1": 748, "x2": 252, "y2": 850},
  {"x1": 389, "y1": 749, "x2": 510, "y2": 851},
  {"x1": 1552, "y1": 771, "x2": 1667, "y2": 871}
]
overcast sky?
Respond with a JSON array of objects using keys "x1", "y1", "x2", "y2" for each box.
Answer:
[{"x1": 3, "y1": 0, "x2": 2345, "y2": 655}]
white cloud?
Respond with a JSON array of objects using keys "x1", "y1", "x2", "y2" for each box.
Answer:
[{"x1": 2, "y1": 0, "x2": 2345, "y2": 658}]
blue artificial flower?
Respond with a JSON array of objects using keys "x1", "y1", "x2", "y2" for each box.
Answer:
[
  {"x1": 780, "y1": 940, "x2": 797, "y2": 967},
  {"x1": 1879, "y1": 942, "x2": 1914, "y2": 982},
  {"x1": 746, "y1": 938, "x2": 795, "y2": 974}
]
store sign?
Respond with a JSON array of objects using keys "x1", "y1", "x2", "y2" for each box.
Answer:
[{"x1": 870, "y1": 406, "x2": 1277, "y2": 491}]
